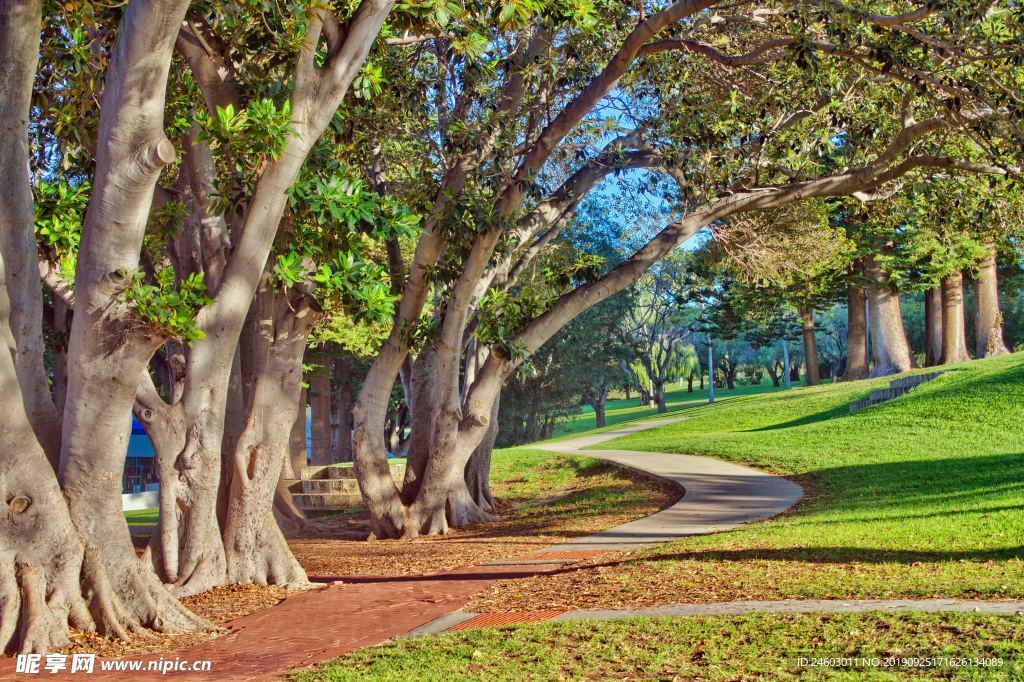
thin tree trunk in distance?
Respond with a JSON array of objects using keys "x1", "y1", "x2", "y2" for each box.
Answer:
[
  {"x1": 865, "y1": 253, "x2": 913, "y2": 377},
  {"x1": 843, "y1": 283, "x2": 868, "y2": 381},
  {"x1": 332, "y1": 356, "x2": 353, "y2": 463},
  {"x1": 924, "y1": 286, "x2": 943, "y2": 366},
  {"x1": 799, "y1": 304, "x2": 821, "y2": 386},
  {"x1": 289, "y1": 384, "x2": 307, "y2": 477},
  {"x1": 939, "y1": 270, "x2": 972, "y2": 365},
  {"x1": 975, "y1": 248, "x2": 1009, "y2": 357},
  {"x1": 591, "y1": 378, "x2": 611, "y2": 427},
  {"x1": 310, "y1": 354, "x2": 331, "y2": 466}
]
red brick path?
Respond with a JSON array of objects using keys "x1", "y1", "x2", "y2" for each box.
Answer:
[
  {"x1": 445, "y1": 611, "x2": 565, "y2": 631},
  {"x1": 0, "y1": 565, "x2": 565, "y2": 682}
]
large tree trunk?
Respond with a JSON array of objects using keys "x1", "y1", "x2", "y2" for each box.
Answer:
[
  {"x1": 221, "y1": 281, "x2": 314, "y2": 588},
  {"x1": 975, "y1": 247, "x2": 1009, "y2": 358},
  {"x1": 939, "y1": 270, "x2": 971, "y2": 365},
  {"x1": 310, "y1": 354, "x2": 332, "y2": 466},
  {"x1": 864, "y1": 253, "x2": 913, "y2": 377},
  {"x1": 1, "y1": 235, "x2": 180, "y2": 653},
  {"x1": 332, "y1": 356, "x2": 354, "y2": 463},
  {"x1": 765, "y1": 364, "x2": 780, "y2": 387},
  {"x1": 843, "y1": 282, "x2": 869, "y2": 381},
  {"x1": 59, "y1": 0, "x2": 213, "y2": 627},
  {"x1": 924, "y1": 286, "x2": 943, "y2": 366},
  {"x1": 0, "y1": 0, "x2": 62, "y2": 470},
  {"x1": 139, "y1": 0, "x2": 396, "y2": 591},
  {"x1": 799, "y1": 304, "x2": 821, "y2": 386}
]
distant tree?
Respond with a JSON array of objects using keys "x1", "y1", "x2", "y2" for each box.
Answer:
[{"x1": 622, "y1": 252, "x2": 696, "y2": 412}]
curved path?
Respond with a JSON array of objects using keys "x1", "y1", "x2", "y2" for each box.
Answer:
[{"x1": 492, "y1": 418, "x2": 804, "y2": 560}]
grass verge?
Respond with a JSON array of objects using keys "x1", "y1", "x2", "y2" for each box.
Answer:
[{"x1": 291, "y1": 612, "x2": 1024, "y2": 681}]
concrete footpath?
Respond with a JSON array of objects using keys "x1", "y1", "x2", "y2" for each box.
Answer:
[
  {"x1": 502, "y1": 419, "x2": 805, "y2": 557},
  {"x1": 406, "y1": 599, "x2": 1024, "y2": 637}
]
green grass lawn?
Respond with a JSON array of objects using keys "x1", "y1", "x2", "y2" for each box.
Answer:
[
  {"x1": 124, "y1": 508, "x2": 158, "y2": 526},
  {"x1": 294, "y1": 612, "x2": 1024, "y2": 681},
  {"x1": 546, "y1": 378, "x2": 787, "y2": 441}
]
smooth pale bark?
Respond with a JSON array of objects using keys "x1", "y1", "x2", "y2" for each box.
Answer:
[
  {"x1": 799, "y1": 305, "x2": 821, "y2": 386},
  {"x1": 924, "y1": 286, "x2": 943, "y2": 366},
  {"x1": 310, "y1": 355, "x2": 331, "y2": 466},
  {"x1": 939, "y1": 270, "x2": 971, "y2": 365},
  {"x1": 289, "y1": 385, "x2": 307, "y2": 477},
  {"x1": 0, "y1": 0, "x2": 62, "y2": 469},
  {"x1": 136, "y1": 0, "x2": 396, "y2": 594},
  {"x1": 221, "y1": 281, "x2": 315, "y2": 588},
  {"x1": 864, "y1": 253, "x2": 913, "y2": 377},
  {"x1": 332, "y1": 357, "x2": 353, "y2": 463},
  {"x1": 59, "y1": 0, "x2": 211, "y2": 629},
  {"x1": 843, "y1": 282, "x2": 869, "y2": 381},
  {"x1": 464, "y1": 392, "x2": 500, "y2": 511},
  {"x1": 975, "y1": 248, "x2": 1009, "y2": 357}
]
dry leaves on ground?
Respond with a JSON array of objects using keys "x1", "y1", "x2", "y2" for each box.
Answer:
[{"x1": 288, "y1": 464, "x2": 679, "y2": 576}]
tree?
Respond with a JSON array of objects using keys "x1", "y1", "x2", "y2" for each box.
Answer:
[
  {"x1": 563, "y1": 293, "x2": 634, "y2": 428},
  {"x1": 623, "y1": 252, "x2": 695, "y2": 412}
]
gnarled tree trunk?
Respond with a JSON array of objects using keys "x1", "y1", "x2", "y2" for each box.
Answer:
[
  {"x1": 221, "y1": 280, "x2": 315, "y2": 588},
  {"x1": 939, "y1": 270, "x2": 971, "y2": 365},
  {"x1": 1, "y1": 243, "x2": 183, "y2": 653},
  {"x1": 399, "y1": 347, "x2": 436, "y2": 505},
  {"x1": 975, "y1": 247, "x2": 1009, "y2": 358},
  {"x1": 864, "y1": 253, "x2": 913, "y2": 377},
  {"x1": 585, "y1": 378, "x2": 612, "y2": 428},
  {"x1": 60, "y1": 0, "x2": 213, "y2": 627}
]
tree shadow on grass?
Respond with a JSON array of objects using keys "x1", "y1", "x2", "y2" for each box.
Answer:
[{"x1": 791, "y1": 451, "x2": 1024, "y2": 516}]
